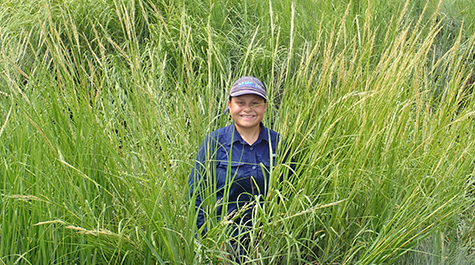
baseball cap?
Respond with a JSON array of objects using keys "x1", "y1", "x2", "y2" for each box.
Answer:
[{"x1": 229, "y1": 76, "x2": 267, "y2": 101}]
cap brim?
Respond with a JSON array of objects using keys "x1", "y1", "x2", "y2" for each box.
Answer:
[{"x1": 229, "y1": 90, "x2": 267, "y2": 101}]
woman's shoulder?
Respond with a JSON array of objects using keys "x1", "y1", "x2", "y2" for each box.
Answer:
[
  {"x1": 257, "y1": 125, "x2": 281, "y2": 148},
  {"x1": 261, "y1": 124, "x2": 280, "y2": 137},
  {"x1": 209, "y1": 124, "x2": 233, "y2": 136},
  {"x1": 203, "y1": 124, "x2": 234, "y2": 144}
]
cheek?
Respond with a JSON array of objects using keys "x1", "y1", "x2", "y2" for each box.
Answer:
[{"x1": 230, "y1": 107, "x2": 240, "y2": 117}]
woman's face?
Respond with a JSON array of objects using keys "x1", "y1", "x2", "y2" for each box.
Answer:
[{"x1": 228, "y1": 94, "x2": 267, "y2": 131}]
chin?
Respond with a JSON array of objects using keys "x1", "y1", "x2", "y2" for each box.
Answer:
[{"x1": 237, "y1": 121, "x2": 260, "y2": 128}]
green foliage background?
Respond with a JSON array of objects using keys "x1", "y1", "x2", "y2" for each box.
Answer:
[{"x1": 1, "y1": 0, "x2": 475, "y2": 264}]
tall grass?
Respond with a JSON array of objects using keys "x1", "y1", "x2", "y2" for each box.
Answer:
[{"x1": 1, "y1": 0, "x2": 474, "y2": 264}]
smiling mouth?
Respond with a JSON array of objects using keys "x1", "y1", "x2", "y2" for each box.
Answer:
[{"x1": 240, "y1": 115, "x2": 256, "y2": 119}]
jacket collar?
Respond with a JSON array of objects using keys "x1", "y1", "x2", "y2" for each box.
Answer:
[{"x1": 228, "y1": 122, "x2": 269, "y2": 145}]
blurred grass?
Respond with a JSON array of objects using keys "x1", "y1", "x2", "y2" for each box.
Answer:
[{"x1": 1, "y1": 0, "x2": 475, "y2": 264}]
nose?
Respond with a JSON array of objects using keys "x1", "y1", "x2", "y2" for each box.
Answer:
[{"x1": 242, "y1": 105, "x2": 253, "y2": 111}]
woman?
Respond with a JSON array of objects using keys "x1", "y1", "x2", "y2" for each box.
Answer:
[{"x1": 189, "y1": 76, "x2": 288, "y2": 239}]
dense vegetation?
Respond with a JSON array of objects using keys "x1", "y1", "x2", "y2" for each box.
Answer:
[{"x1": 1, "y1": 0, "x2": 475, "y2": 264}]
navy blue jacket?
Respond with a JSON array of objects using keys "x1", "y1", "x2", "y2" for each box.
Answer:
[{"x1": 189, "y1": 123, "x2": 283, "y2": 231}]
